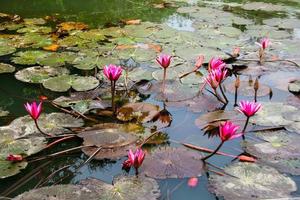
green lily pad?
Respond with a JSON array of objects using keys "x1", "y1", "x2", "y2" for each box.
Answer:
[
  {"x1": 13, "y1": 176, "x2": 160, "y2": 200},
  {"x1": 79, "y1": 123, "x2": 142, "y2": 160},
  {"x1": 0, "y1": 108, "x2": 9, "y2": 117},
  {"x1": 17, "y1": 25, "x2": 52, "y2": 34},
  {"x1": 0, "y1": 160, "x2": 28, "y2": 179},
  {"x1": 241, "y1": 2, "x2": 288, "y2": 12},
  {"x1": 245, "y1": 130, "x2": 300, "y2": 175},
  {"x1": 21, "y1": 33, "x2": 53, "y2": 48},
  {"x1": 15, "y1": 66, "x2": 69, "y2": 83},
  {"x1": 250, "y1": 102, "x2": 298, "y2": 126},
  {"x1": 263, "y1": 18, "x2": 300, "y2": 29},
  {"x1": 0, "y1": 45, "x2": 16, "y2": 56},
  {"x1": 209, "y1": 162, "x2": 297, "y2": 200},
  {"x1": 12, "y1": 50, "x2": 50, "y2": 65},
  {"x1": 37, "y1": 52, "x2": 76, "y2": 67},
  {"x1": 127, "y1": 67, "x2": 153, "y2": 82},
  {"x1": 0, "y1": 63, "x2": 15, "y2": 74},
  {"x1": 43, "y1": 75, "x2": 99, "y2": 92},
  {"x1": 80, "y1": 176, "x2": 160, "y2": 200},
  {"x1": 0, "y1": 22, "x2": 24, "y2": 31},
  {"x1": 288, "y1": 80, "x2": 300, "y2": 93},
  {"x1": 152, "y1": 69, "x2": 178, "y2": 81},
  {"x1": 24, "y1": 18, "x2": 46, "y2": 25},
  {"x1": 140, "y1": 147, "x2": 204, "y2": 179},
  {"x1": 9, "y1": 112, "x2": 84, "y2": 137}
]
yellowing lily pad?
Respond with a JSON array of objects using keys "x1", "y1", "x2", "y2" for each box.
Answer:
[
  {"x1": 12, "y1": 50, "x2": 50, "y2": 65},
  {"x1": 0, "y1": 63, "x2": 15, "y2": 74}
]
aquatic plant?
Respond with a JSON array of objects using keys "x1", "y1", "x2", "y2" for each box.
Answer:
[
  {"x1": 156, "y1": 54, "x2": 172, "y2": 94},
  {"x1": 103, "y1": 64, "x2": 123, "y2": 114},
  {"x1": 257, "y1": 37, "x2": 271, "y2": 64},
  {"x1": 123, "y1": 148, "x2": 145, "y2": 175}
]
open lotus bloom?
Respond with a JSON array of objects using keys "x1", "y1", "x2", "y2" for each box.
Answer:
[
  {"x1": 188, "y1": 177, "x2": 199, "y2": 188},
  {"x1": 156, "y1": 54, "x2": 172, "y2": 69},
  {"x1": 258, "y1": 38, "x2": 271, "y2": 50},
  {"x1": 237, "y1": 100, "x2": 262, "y2": 118},
  {"x1": 208, "y1": 57, "x2": 226, "y2": 71},
  {"x1": 24, "y1": 101, "x2": 42, "y2": 120},
  {"x1": 103, "y1": 64, "x2": 123, "y2": 81},
  {"x1": 219, "y1": 121, "x2": 242, "y2": 142}
]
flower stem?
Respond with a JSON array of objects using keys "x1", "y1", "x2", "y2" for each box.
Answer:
[
  {"x1": 234, "y1": 86, "x2": 238, "y2": 107},
  {"x1": 202, "y1": 141, "x2": 224, "y2": 161},
  {"x1": 34, "y1": 120, "x2": 51, "y2": 137},
  {"x1": 259, "y1": 48, "x2": 265, "y2": 65},
  {"x1": 135, "y1": 167, "x2": 139, "y2": 176},
  {"x1": 219, "y1": 83, "x2": 228, "y2": 103},
  {"x1": 242, "y1": 117, "x2": 250, "y2": 140},
  {"x1": 111, "y1": 80, "x2": 116, "y2": 114},
  {"x1": 213, "y1": 89, "x2": 227, "y2": 104},
  {"x1": 162, "y1": 68, "x2": 167, "y2": 94},
  {"x1": 254, "y1": 90, "x2": 257, "y2": 102}
]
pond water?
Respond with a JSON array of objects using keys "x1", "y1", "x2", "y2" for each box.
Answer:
[{"x1": 0, "y1": 0, "x2": 300, "y2": 199}]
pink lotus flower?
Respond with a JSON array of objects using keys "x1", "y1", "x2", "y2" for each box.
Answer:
[
  {"x1": 219, "y1": 121, "x2": 242, "y2": 142},
  {"x1": 237, "y1": 100, "x2": 262, "y2": 118},
  {"x1": 209, "y1": 57, "x2": 226, "y2": 71},
  {"x1": 103, "y1": 64, "x2": 123, "y2": 81},
  {"x1": 128, "y1": 148, "x2": 145, "y2": 169},
  {"x1": 24, "y1": 101, "x2": 42, "y2": 120},
  {"x1": 188, "y1": 177, "x2": 199, "y2": 188},
  {"x1": 259, "y1": 38, "x2": 271, "y2": 50},
  {"x1": 156, "y1": 54, "x2": 172, "y2": 69},
  {"x1": 205, "y1": 69, "x2": 227, "y2": 89},
  {"x1": 6, "y1": 154, "x2": 23, "y2": 162}
]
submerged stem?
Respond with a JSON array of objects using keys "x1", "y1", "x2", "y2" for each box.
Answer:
[
  {"x1": 162, "y1": 68, "x2": 167, "y2": 94},
  {"x1": 202, "y1": 141, "x2": 224, "y2": 161},
  {"x1": 242, "y1": 117, "x2": 250, "y2": 140}
]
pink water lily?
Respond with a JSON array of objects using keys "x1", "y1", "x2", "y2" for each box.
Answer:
[
  {"x1": 6, "y1": 154, "x2": 23, "y2": 162},
  {"x1": 237, "y1": 100, "x2": 262, "y2": 118},
  {"x1": 208, "y1": 57, "x2": 226, "y2": 71},
  {"x1": 259, "y1": 38, "x2": 271, "y2": 50},
  {"x1": 219, "y1": 121, "x2": 241, "y2": 142},
  {"x1": 123, "y1": 148, "x2": 145, "y2": 174},
  {"x1": 103, "y1": 64, "x2": 123, "y2": 82},
  {"x1": 156, "y1": 54, "x2": 172, "y2": 69},
  {"x1": 24, "y1": 101, "x2": 42, "y2": 120},
  {"x1": 205, "y1": 69, "x2": 227, "y2": 89},
  {"x1": 188, "y1": 177, "x2": 199, "y2": 188}
]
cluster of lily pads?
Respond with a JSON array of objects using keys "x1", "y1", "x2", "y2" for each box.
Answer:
[{"x1": 1, "y1": 1, "x2": 300, "y2": 199}]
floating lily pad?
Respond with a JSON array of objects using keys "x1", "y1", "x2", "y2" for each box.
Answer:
[
  {"x1": 250, "y1": 102, "x2": 297, "y2": 126},
  {"x1": 245, "y1": 130, "x2": 300, "y2": 175},
  {"x1": 80, "y1": 176, "x2": 160, "y2": 200},
  {"x1": 24, "y1": 18, "x2": 46, "y2": 25},
  {"x1": 224, "y1": 80, "x2": 271, "y2": 97},
  {"x1": 0, "y1": 108, "x2": 9, "y2": 117},
  {"x1": 152, "y1": 69, "x2": 178, "y2": 81},
  {"x1": 15, "y1": 66, "x2": 69, "y2": 83},
  {"x1": 0, "y1": 160, "x2": 28, "y2": 179},
  {"x1": 37, "y1": 52, "x2": 76, "y2": 67},
  {"x1": 79, "y1": 123, "x2": 143, "y2": 160},
  {"x1": 140, "y1": 147, "x2": 204, "y2": 179},
  {"x1": 17, "y1": 25, "x2": 52, "y2": 34},
  {"x1": 288, "y1": 80, "x2": 300, "y2": 93},
  {"x1": 21, "y1": 33, "x2": 53, "y2": 48},
  {"x1": 187, "y1": 94, "x2": 223, "y2": 113},
  {"x1": 242, "y1": 2, "x2": 288, "y2": 12},
  {"x1": 9, "y1": 112, "x2": 84, "y2": 137},
  {"x1": 12, "y1": 50, "x2": 50, "y2": 65},
  {"x1": 12, "y1": 184, "x2": 100, "y2": 200},
  {"x1": 263, "y1": 18, "x2": 300, "y2": 29},
  {"x1": 0, "y1": 63, "x2": 15, "y2": 74},
  {"x1": 209, "y1": 162, "x2": 297, "y2": 200},
  {"x1": 57, "y1": 21, "x2": 88, "y2": 32},
  {"x1": 0, "y1": 45, "x2": 16, "y2": 56},
  {"x1": 43, "y1": 75, "x2": 99, "y2": 92},
  {"x1": 117, "y1": 102, "x2": 160, "y2": 123},
  {"x1": 195, "y1": 110, "x2": 242, "y2": 130}
]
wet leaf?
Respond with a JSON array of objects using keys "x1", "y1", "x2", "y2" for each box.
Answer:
[
  {"x1": 9, "y1": 112, "x2": 84, "y2": 137},
  {"x1": 0, "y1": 160, "x2": 27, "y2": 179},
  {"x1": 250, "y1": 102, "x2": 297, "y2": 126},
  {"x1": 57, "y1": 21, "x2": 88, "y2": 32},
  {"x1": 0, "y1": 63, "x2": 15, "y2": 74},
  {"x1": 12, "y1": 50, "x2": 50, "y2": 65},
  {"x1": 0, "y1": 108, "x2": 9, "y2": 117},
  {"x1": 37, "y1": 52, "x2": 76, "y2": 67},
  {"x1": 43, "y1": 75, "x2": 99, "y2": 92},
  {"x1": 140, "y1": 147, "x2": 204, "y2": 179},
  {"x1": 0, "y1": 45, "x2": 16, "y2": 56},
  {"x1": 209, "y1": 162, "x2": 297, "y2": 200},
  {"x1": 288, "y1": 80, "x2": 300, "y2": 94},
  {"x1": 15, "y1": 66, "x2": 69, "y2": 83},
  {"x1": 245, "y1": 130, "x2": 300, "y2": 175},
  {"x1": 117, "y1": 102, "x2": 160, "y2": 123}
]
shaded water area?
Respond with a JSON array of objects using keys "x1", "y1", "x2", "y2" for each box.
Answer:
[{"x1": 0, "y1": 0, "x2": 300, "y2": 199}]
